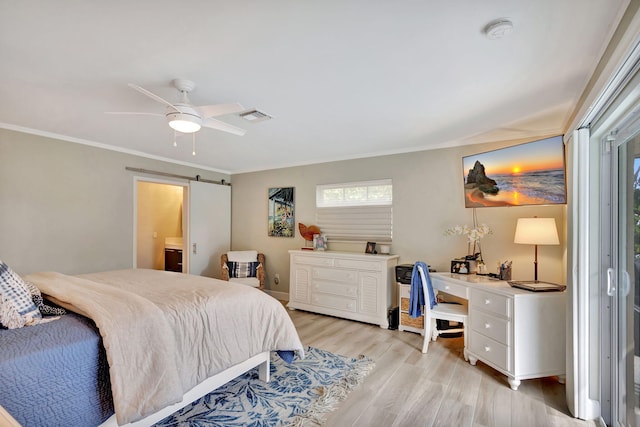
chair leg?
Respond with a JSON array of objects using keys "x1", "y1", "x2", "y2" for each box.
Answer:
[
  {"x1": 422, "y1": 315, "x2": 432, "y2": 353},
  {"x1": 422, "y1": 332, "x2": 430, "y2": 354}
]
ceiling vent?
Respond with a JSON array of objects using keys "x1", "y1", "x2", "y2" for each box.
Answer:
[{"x1": 239, "y1": 109, "x2": 272, "y2": 122}]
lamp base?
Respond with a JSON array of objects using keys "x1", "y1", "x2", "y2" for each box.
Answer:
[{"x1": 508, "y1": 280, "x2": 566, "y2": 292}]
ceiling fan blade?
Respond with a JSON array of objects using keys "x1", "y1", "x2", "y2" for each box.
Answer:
[
  {"x1": 202, "y1": 117, "x2": 247, "y2": 136},
  {"x1": 128, "y1": 83, "x2": 179, "y2": 112},
  {"x1": 197, "y1": 103, "x2": 245, "y2": 118},
  {"x1": 105, "y1": 111, "x2": 164, "y2": 117}
]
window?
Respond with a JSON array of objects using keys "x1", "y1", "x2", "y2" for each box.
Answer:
[{"x1": 316, "y1": 179, "x2": 392, "y2": 242}]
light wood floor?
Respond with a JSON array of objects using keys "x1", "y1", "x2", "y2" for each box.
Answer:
[{"x1": 286, "y1": 308, "x2": 597, "y2": 427}]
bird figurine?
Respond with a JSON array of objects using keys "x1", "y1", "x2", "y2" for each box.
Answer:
[{"x1": 298, "y1": 223, "x2": 321, "y2": 241}]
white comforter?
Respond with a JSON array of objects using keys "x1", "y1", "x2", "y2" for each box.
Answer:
[{"x1": 24, "y1": 269, "x2": 304, "y2": 425}]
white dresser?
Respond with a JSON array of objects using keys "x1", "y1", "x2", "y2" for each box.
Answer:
[
  {"x1": 430, "y1": 273, "x2": 566, "y2": 390},
  {"x1": 288, "y1": 250, "x2": 399, "y2": 328}
]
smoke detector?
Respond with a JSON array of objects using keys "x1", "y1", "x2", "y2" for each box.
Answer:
[{"x1": 483, "y1": 18, "x2": 514, "y2": 40}]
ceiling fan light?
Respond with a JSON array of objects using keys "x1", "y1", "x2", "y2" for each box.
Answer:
[{"x1": 167, "y1": 111, "x2": 202, "y2": 133}]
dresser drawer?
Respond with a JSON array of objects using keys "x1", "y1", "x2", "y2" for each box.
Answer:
[
  {"x1": 311, "y1": 293, "x2": 357, "y2": 313},
  {"x1": 312, "y1": 267, "x2": 357, "y2": 284},
  {"x1": 334, "y1": 258, "x2": 382, "y2": 271},
  {"x1": 470, "y1": 288, "x2": 510, "y2": 317},
  {"x1": 293, "y1": 255, "x2": 334, "y2": 267},
  {"x1": 312, "y1": 281, "x2": 358, "y2": 298},
  {"x1": 469, "y1": 333, "x2": 509, "y2": 371},
  {"x1": 470, "y1": 308, "x2": 510, "y2": 345}
]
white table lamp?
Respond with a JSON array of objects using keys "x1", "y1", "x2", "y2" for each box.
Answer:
[{"x1": 514, "y1": 217, "x2": 559, "y2": 282}]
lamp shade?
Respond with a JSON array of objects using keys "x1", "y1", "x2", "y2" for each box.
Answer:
[{"x1": 514, "y1": 218, "x2": 559, "y2": 245}]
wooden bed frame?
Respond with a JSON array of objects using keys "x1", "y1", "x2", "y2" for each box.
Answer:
[{"x1": 100, "y1": 351, "x2": 271, "y2": 427}]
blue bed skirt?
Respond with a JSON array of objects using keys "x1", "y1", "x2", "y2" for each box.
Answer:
[{"x1": 0, "y1": 313, "x2": 114, "y2": 427}]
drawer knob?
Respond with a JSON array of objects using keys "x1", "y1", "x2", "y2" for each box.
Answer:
[
  {"x1": 485, "y1": 299, "x2": 491, "y2": 305},
  {"x1": 484, "y1": 346, "x2": 491, "y2": 352},
  {"x1": 484, "y1": 323, "x2": 491, "y2": 329},
  {"x1": 445, "y1": 285, "x2": 450, "y2": 290}
]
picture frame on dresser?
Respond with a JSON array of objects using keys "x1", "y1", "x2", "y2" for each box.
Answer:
[
  {"x1": 313, "y1": 234, "x2": 326, "y2": 251},
  {"x1": 365, "y1": 242, "x2": 376, "y2": 254}
]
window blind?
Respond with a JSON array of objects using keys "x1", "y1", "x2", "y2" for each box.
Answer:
[
  {"x1": 316, "y1": 206, "x2": 393, "y2": 242},
  {"x1": 315, "y1": 179, "x2": 393, "y2": 243}
]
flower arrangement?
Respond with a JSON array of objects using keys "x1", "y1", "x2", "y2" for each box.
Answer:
[
  {"x1": 444, "y1": 210, "x2": 492, "y2": 265},
  {"x1": 444, "y1": 223, "x2": 492, "y2": 242}
]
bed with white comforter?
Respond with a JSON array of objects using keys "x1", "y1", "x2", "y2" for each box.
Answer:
[{"x1": 16, "y1": 268, "x2": 304, "y2": 426}]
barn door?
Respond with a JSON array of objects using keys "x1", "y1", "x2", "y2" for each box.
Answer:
[{"x1": 188, "y1": 180, "x2": 231, "y2": 278}]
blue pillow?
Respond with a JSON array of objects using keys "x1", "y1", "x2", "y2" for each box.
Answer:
[{"x1": 227, "y1": 261, "x2": 260, "y2": 278}]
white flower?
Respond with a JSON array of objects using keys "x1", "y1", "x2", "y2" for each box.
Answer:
[{"x1": 444, "y1": 223, "x2": 492, "y2": 242}]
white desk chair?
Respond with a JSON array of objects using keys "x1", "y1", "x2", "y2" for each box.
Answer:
[{"x1": 417, "y1": 264, "x2": 468, "y2": 359}]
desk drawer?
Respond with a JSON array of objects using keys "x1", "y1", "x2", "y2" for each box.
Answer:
[
  {"x1": 434, "y1": 280, "x2": 468, "y2": 299},
  {"x1": 470, "y1": 309, "x2": 509, "y2": 344},
  {"x1": 470, "y1": 288, "x2": 510, "y2": 317},
  {"x1": 469, "y1": 333, "x2": 509, "y2": 371}
]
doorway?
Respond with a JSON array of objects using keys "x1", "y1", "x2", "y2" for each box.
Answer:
[
  {"x1": 133, "y1": 175, "x2": 231, "y2": 278},
  {"x1": 135, "y1": 179, "x2": 187, "y2": 272},
  {"x1": 601, "y1": 122, "x2": 640, "y2": 427}
]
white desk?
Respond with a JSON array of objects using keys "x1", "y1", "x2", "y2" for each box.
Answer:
[{"x1": 430, "y1": 273, "x2": 566, "y2": 391}]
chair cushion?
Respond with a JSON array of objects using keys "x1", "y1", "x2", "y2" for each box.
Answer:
[
  {"x1": 227, "y1": 250, "x2": 258, "y2": 262},
  {"x1": 229, "y1": 277, "x2": 261, "y2": 288},
  {"x1": 226, "y1": 261, "x2": 260, "y2": 278}
]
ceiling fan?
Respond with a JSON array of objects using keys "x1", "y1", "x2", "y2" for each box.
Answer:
[{"x1": 110, "y1": 78, "x2": 248, "y2": 136}]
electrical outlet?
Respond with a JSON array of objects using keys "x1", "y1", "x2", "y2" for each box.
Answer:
[{"x1": 274, "y1": 273, "x2": 280, "y2": 285}]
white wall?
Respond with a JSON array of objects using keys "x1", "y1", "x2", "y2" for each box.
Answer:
[
  {"x1": 230, "y1": 138, "x2": 567, "y2": 294},
  {"x1": 0, "y1": 128, "x2": 566, "y2": 289},
  {"x1": 0, "y1": 129, "x2": 229, "y2": 275}
]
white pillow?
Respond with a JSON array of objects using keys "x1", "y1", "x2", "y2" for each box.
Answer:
[
  {"x1": 0, "y1": 260, "x2": 42, "y2": 329},
  {"x1": 227, "y1": 250, "x2": 258, "y2": 262}
]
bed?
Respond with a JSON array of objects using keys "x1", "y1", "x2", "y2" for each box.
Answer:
[{"x1": 0, "y1": 268, "x2": 304, "y2": 427}]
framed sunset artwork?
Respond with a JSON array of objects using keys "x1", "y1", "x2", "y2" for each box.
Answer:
[{"x1": 462, "y1": 135, "x2": 567, "y2": 208}]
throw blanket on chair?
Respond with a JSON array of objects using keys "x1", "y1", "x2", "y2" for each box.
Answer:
[{"x1": 408, "y1": 261, "x2": 437, "y2": 318}]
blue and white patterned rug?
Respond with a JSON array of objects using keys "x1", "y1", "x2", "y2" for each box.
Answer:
[{"x1": 153, "y1": 347, "x2": 374, "y2": 427}]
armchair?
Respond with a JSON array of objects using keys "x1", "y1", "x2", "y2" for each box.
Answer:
[{"x1": 221, "y1": 250, "x2": 265, "y2": 289}]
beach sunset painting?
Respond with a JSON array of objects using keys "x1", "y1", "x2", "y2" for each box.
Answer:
[{"x1": 462, "y1": 136, "x2": 566, "y2": 208}]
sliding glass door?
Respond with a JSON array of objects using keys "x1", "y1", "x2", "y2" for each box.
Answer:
[{"x1": 610, "y1": 129, "x2": 640, "y2": 427}]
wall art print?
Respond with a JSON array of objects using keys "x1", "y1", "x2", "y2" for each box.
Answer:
[
  {"x1": 268, "y1": 187, "x2": 295, "y2": 237},
  {"x1": 462, "y1": 135, "x2": 566, "y2": 208}
]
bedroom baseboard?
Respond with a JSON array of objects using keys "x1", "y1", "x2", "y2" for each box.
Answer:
[{"x1": 265, "y1": 289, "x2": 288, "y2": 302}]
